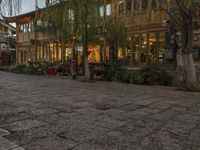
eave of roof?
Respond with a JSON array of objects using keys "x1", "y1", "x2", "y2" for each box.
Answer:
[
  {"x1": 0, "y1": 19, "x2": 16, "y2": 32},
  {"x1": 2, "y1": 10, "x2": 35, "y2": 23},
  {"x1": 2, "y1": 8, "x2": 45, "y2": 23}
]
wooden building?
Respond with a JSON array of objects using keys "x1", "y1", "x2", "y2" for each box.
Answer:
[
  {"x1": 3, "y1": 9, "x2": 71, "y2": 64},
  {"x1": 3, "y1": 0, "x2": 200, "y2": 68},
  {"x1": 106, "y1": 0, "x2": 170, "y2": 67},
  {"x1": 0, "y1": 19, "x2": 16, "y2": 67}
]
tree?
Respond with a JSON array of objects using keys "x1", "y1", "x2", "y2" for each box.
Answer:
[
  {"x1": 104, "y1": 16, "x2": 126, "y2": 64},
  {"x1": 44, "y1": 0, "x2": 102, "y2": 79},
  {"x1": 163, "y1": 0, "x2": 200, "y2": 90},
  {"x1": 40, "y1": 0, "x2": 73, "y2": 62},
  {"x1": 43, "y1": 0, "x2": 127, "y2": 79}
]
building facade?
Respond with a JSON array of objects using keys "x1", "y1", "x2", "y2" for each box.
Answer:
[
  {"x1": 0, "y1": 19, "x2": 16, "y2": 67},
  {"x1": 3, "y1": 0, "x2": 200, "y2": 69},
  {"x1": 110, "y1": 0, "x2": 169, "y2": 67}
]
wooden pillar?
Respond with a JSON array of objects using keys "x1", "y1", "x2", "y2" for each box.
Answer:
[
  {"x1": 56, "y1": 42, "x2": 59, "y2": 61},
  {"x1": 130, "y1": 33, "x2": 134, "y2": 66},
  {"x1": 53, "y1": 42, "x2": 55, "y2": 63},
  {"x1": 72, "y1": 40, "x2": 76, "y2": 61},
  {"x1": 34, "y1": 39, "x2": 37, "y2": 62},
  {"x1": 24, "y1": 49, "x2": 26, "y2": 63},
  {"x1": 138, "y1": 33, "x2": 141, "y2": 65},
  {"x1": 116, "y1": 0, "x2": 119, "y2": 16},
  {"x1": 146, "y1": 32, "x2": 150, "y2": 65},
  {"x1": 111, "y1": 0, "x2": 115, "y2": 16},
  {"x1": 131, "y1": 0, "x2": 134, "y2": 15},
  {"x1": 103, "y1": 0, "x2": 107, "y2": 16},
  {"x1": 61, "y1": 41, "x2": 66, "y2": 62},
  {"x1": 42, "y1": 43, "x2": 45, "y2": 60},
  {"x1": 123, "y1": 0, "x2": 126, "y2": 16},
  {"x1": 156, "y1": 32, "x2": 159, "y2": 64},
  {"x1": 103, "y1": 0, "x2": 107, "y2": 62},
  {"x1": 48, "y1": 43, "x2": 51, "y2": 63},
  {"x1": 16, "y1": 22, "x2": 20, "y2": 64}
]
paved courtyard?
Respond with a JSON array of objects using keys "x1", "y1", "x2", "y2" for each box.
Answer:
[{"x1": 0, "y1": 71, "x2": 200, "y2": 150}]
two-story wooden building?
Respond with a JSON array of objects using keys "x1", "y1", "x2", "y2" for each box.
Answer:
[
  {"x1": 3, "y1": 0, "x2": 200, "y2": 69},
  {"x1": 0, "y1": 19, "x2": 16, "y2": 67},
  {"x1": 3, "y1": 9, "x2": 71, "y2": 64},
  {"x1": 110, "y1": 0, "x2": 171, "y2": 66}
]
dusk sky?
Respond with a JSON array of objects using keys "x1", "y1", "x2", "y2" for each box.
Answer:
[{"x1": 21, "y1": 0, "x2": 45, "y2": 14}]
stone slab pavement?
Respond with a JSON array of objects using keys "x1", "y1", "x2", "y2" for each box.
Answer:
[{"x1": 0, "y1": 71, "x2": 200, "y2": 150}]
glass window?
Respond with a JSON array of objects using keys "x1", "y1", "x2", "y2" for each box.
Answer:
[
  {"x1": 53, "y1": 43, "x2": 57, "y2": 62},
  {"x1": 158, "y1": 32, "x2": 166, "y2": 64},
  {"x1": 43, "y1": 45, "x2": 47, "y2": 60},
  {"x1": 149, "y1": 32, "x2": 157, "y2": 64},
  {"x1": 50, "y1": 43, "x2": 54, "y2": 63},
  {"x1": 40, "y1": 46, "x2": 43, "y2": 61},
  {"x1": 58, "y1": 43, "x2": 62, "y2": 61},
  {"x1": 100, "y1": 2, "x2": 111, "y2": 17}
]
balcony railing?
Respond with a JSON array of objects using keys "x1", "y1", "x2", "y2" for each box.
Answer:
[
  {"x1": 125, "y1": 10, "x2": 168, "y2": 27},
  {"x1": 18, "y1": 32, "x2": 47, "y2": 43}
]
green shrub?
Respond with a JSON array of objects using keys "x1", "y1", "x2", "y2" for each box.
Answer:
[
  {"x1": 9, "y1": 64, "x2": 43, "y2": 75},
  {"x1": 114, "y1": 69, "x2": 125, "y2": 81},
  {"x1": 121, "y1": 70, "x2": 131, "y2": 83},
  {"x1": 92, "y1": 62, "x2": 172, "y2": 86},
  {"x1": 102, "y1": 63, "x2": 113, "y2": 81},
  {"x1": 131, "y1": 67, "x2": 172, "y2": 86},
  {"x1": 102, "y1": 62, "x2": 124, "y2": 81},
  {"x1": 9, "y1": 64, "x2": 26, "y2": 73}
]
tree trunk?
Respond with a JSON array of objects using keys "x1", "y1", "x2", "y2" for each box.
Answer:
[
  {"x1": 61, "y1": 41, "x2": 66, "y2": 62},
  {"x1": 83, "y1": 0, "x2": 90, "y2": 80},
  {"x1": 114, "y1": 40, "x2": 118, "y2": 62},
  {"x1": 182, "y1": 53, "x2": 199, "y2": 90},
  {"x1": 181, "y1": 21, "x2": 199, "y2": 90},
  {"x1": 83, "y1": 40, "x2": 90, "y2": 79},
  {"x1": 84, "y1": 55, "x2": 90, "y2": 79}
]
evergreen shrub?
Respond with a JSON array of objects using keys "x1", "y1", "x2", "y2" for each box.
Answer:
[
  {"x1": 131, "y1": 67, "x2": 172, "y2": 86},
  {"x1": 102, "y1": 64, "x2": 172, "y2": 86}
]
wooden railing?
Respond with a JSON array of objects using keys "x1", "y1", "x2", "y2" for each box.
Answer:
[
  {"x1": 125, "y1": 10, "x2": 168, "y2": 27},
  {"x1": 18, "y1": 33, "x2": 34, "y2": 42},
  {"x1": 18, "y1": 32, "x2": 47, "y2": 42}
]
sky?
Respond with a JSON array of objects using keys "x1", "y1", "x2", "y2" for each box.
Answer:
[{"x1": 21, "y1": 0, "x2": 45, "y2": 14}]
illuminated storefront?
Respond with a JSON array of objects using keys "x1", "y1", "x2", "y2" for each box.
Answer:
[
  {"x1": 88, "y1": 46, "x2": 100, "y2": 63},
  {"x1": 125, "y1": 31, "x2": 166, "y2": 66}
]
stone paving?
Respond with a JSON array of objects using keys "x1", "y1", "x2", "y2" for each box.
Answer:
[{"x1": 0, "y1": 71, "x2": 200, "y2": 150}]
